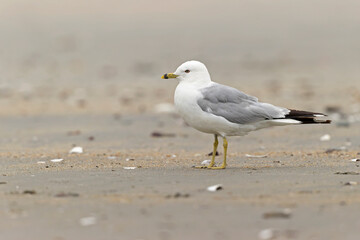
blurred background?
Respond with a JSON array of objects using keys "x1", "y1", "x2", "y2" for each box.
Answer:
[{"x1": 1, "y1": 0, "x2": 360, "y2": 116}]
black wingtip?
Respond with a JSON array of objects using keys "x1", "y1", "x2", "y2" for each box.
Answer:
[{"x1": 284, "y1": 109, "x2": 331, "y2": 124}]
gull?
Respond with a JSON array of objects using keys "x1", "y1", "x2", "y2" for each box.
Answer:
[{"x1": 161, "y1": 60, "x2": 331, "y2": 169}]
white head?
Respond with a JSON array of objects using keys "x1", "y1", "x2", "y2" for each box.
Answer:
[{"x1": 162, "y1": 60, "x2": 212, "y2": 84}]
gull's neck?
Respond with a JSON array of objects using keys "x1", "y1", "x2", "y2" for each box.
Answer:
[
  {"x1": 180, "y1": 71, "x2": 213, "y2": 89},
  {"x1": 179, "y1": 79, "x2": 214, "y2": 90}
]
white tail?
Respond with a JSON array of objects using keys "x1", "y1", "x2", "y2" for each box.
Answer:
[{"x1": 268, "y1": 119, "x2": 302, "y2": 125}]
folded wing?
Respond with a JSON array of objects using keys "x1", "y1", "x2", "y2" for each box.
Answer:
[{"x1": 197, "y1": 83, "x2": 289, "y2": 124}]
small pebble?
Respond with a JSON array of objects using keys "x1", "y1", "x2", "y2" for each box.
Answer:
[
  {"x1": 344, "y1": 181, "x2": 358, "y2": 186},
  {"x1": 207, "y1": 184, "x2": 223, "y2": 192},
  {"x1": 69, "y1": 146, "x2": 83, "y2": 154},
  {"x1": 55, "y1": 192, "x2": 80, "y2": 197},
  {"x1": 151, "y1": 132, "x2": 176, "y2": 138},
  {"x1": 258, "y1": 228, "x2": 275, "y2": 240},
  {"x1": 320, "y1": 134, "x2": 331, "y2": 141},
  {"x1": 166, "y1": 192, "x2": 190, "y2": 198},
  {"x1": 201, "y1": 160, "x2": 211, "y2": 165},
  {"x1": 23, "y1": 190, "x2": 36, "y2": 195},
  {"x1": 263, "y1": 208, "x2": 292, "y2": 219},
  {"x1": 207, "y1": 151, "x2": 219, "y2": 156},
  {"x1": 123, "y1": 167, "x2": 137, "y2": 170},
  {"x1": 50, "y1": 159, "x2": 64, "y2": 163},
  {"x1": 335, "y1": 171, "x2": 359, "y2": 175},
  {"x1": 325, "y1": 147, "x2": 346, "y2": 153}
]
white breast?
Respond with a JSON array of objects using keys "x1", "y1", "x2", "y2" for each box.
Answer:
[{"x1": 174, "y1": 82, "x2": 204, "y2": 125}]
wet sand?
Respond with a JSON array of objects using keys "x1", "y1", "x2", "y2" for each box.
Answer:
[{"x1": 0, "y1": 114, "x2": 359, "y2": 240}]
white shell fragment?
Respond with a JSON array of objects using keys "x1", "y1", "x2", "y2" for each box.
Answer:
[
  {"x1": 350, "y1": 158, "x2": 360, "y2": 162},
  {"x1": 50, "y1": 159, "x2": 64, "y2": 163},
  {"x1": 344, "y1": 181, "x2": 358, "y2": 186},
  {"x1": 258, "y1": 228, "x2": 275, "y2": 240},
  {"x1": 245, "y1": 154, "x2": 268, "y2": 158},
  {"x1": 79, "y1": 216, "x2": 97, "y2": 226},
  {"x1": 37, "y1": 161, "x2": 46, "y2": 164},
  {"x1": 201, "y1": 160, "x2": 211, "y2": 165},
  {"x1": 320, "y1": 134, "x2": 331, "y2": 141},
  {"x1": 107, "y1": 156, "x2": 117, "y2": 160},
  {"x1": 123, "y1": 167, "x2": 137, "y2": 170},
  {"x1": 69, "y1": 146, "x2": 83, "y2": 154},
  {"x1": 207, "y1": 184, "x2": 223, "y2": 192}
]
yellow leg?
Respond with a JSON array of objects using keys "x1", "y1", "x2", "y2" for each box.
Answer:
[
  {"x1": 208, "y1": 135, "x2": 218, "y2": 167},
  {"x1": 207, "y1": 137, "x2": 227, "y2": 169},
  {"x1": 193, "y1": 135, "x2": 218, "y2": 169}
]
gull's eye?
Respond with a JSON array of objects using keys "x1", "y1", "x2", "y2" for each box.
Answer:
[{"x1": 185, "y1": 69, "x2": 190, "y2": 73}]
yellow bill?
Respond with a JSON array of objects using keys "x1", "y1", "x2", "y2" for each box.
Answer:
[{"x1": 161, "y1": 73, "x2": 179, "y2": 79}]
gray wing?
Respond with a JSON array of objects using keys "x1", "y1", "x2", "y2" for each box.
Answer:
[{"x1": 197, "y1": 83, "x2": 289, "y2": 124}]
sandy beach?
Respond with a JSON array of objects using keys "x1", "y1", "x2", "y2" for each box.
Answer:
[
  {"x1": 1, "y1": 0, "x2": 360, "y2": 239},
  {"x1": 0, "y1": 113, "x2": 360, "y2": 240}
]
